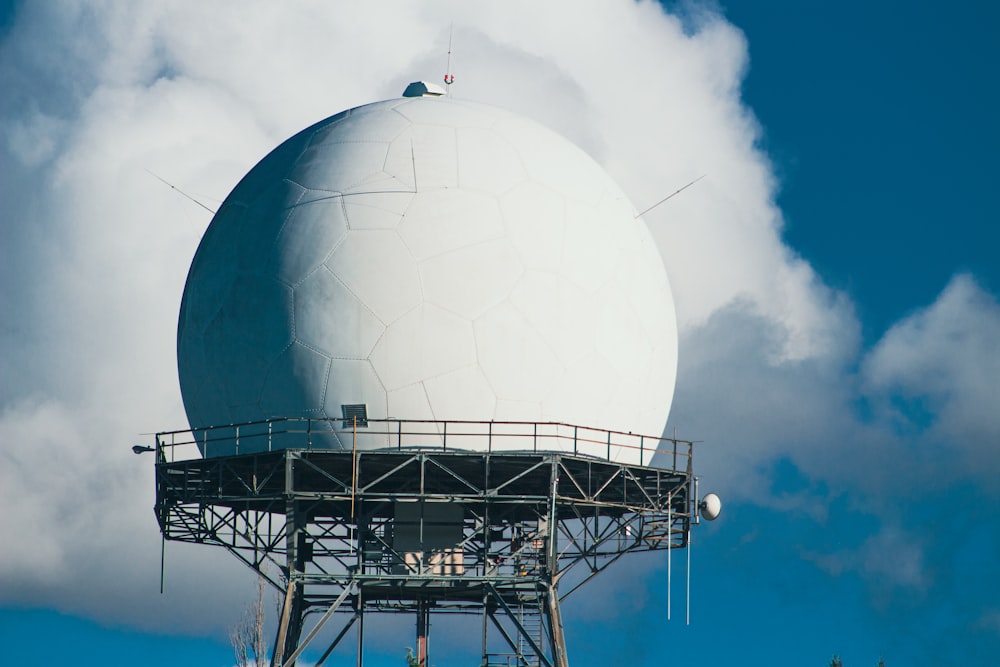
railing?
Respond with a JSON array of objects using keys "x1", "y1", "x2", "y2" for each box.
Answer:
[{"x1": 154, "y1": 417, "x2": 693, "y2": 469}]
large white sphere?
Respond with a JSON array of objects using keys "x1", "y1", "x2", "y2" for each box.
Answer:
[{"x1": 178, "y1": 95, "x2": 677, "y2": 464}]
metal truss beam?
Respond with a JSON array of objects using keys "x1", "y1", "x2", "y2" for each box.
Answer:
[{"x1": 154, "y1": 431, "x2": 696, "y2": 667}]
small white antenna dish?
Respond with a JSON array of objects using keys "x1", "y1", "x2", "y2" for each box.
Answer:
[{"x1": 699, "y1": 493, "x2": 722, "y2": 521}]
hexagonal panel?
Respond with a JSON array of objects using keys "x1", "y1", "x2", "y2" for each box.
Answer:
[
  {"x1": 456, "y1": 127, "x2": 526, "y2": 195},
  {"x1": 500, "y1": 182, "x2": 566, "y2": 271},
  {"x1": 409, "y1": 123, "x2": 458, "y2": 189},
  {"x1": 199, "y1": 274, "x2": 294, "y2": 408},
  {"x1": 394, "y1": 97, "x2": 501, "y2": 128},
  {"x1": 423, "y1": 365, "x2": 496, "y2": 421},
  {"x1": 272, "y1": 193, "x2": 349, "y2": 285},
  {"x1": 343, "y1": 192, "x2": 413, "y2": 230},
  {"x1": 542, "y1": 351, "x2": 623, "y2": 438},
  {"x1": 370, "y1": 304, "x2": 477, "y2": 391},
  {"x1": 474, "y1": 301, "x2": 564, "y2": 403},
  {"x1": 508, "y1": 270, "x2": 595, "y2": 368},
  {"x1": 259, "y1": 342, "x2": 332, "y2": 416},
  {"x1": 294, "y1": 266, "x2": 385, "y2": 359},
  {"x1": 561, "y1": 199, "x2": 621, "y2": 293},
  {"x1": 326, "y1": 230, "x2": 421, "y2": 324},
  {"x1": 309, "y1": 104, "x2": 411, "y2": 147},
  {"x1": 289, "y1": 140, "x2": 391, "y2": 192},
  {"x1": 236, "y1": 179, "x2": 307, "y2": 273},
  {"x1": 398, "y1": 189, "x2": 505, "y2": 262},
  {"x1": 419, "y1": 239, "x2": 523, "y2": 320},
  {"x1": 180, "y1": 202, "x2": 245, "y2": 334},
  {"x1": 591, "y1": 285, "x2": 652, "y2": 379},
  {"x1": 495, "y1": 114, "x2": 606, "y2": 205},
  {"x1": 386, "y1": 382, "x2": 436, "y2": 421},
  {"x1": 381, "y1": 128, "x2": 417, "y2": 189}
]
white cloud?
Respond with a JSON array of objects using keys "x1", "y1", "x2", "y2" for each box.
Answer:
[{"x1": 863, "y1": 273, "x2": 1000, "y2": 467}]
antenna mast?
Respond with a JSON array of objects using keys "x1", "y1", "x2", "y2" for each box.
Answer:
[{"x1": 443, "y1": 25, "x2": 455, "y2": 94}]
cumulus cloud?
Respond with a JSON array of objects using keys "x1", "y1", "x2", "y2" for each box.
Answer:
[
  {"x1": 1, "y1": 2, "x2": 997, "y2": 658},
  {"x1": 863, "y1": 274, "x2": 1000, "y2": 482}
]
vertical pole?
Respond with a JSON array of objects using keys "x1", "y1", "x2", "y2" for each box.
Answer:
[
  {"x1": 273, "y1": 454, "x2": 306, "y2": 667},
  {"x1": 686, "y1": 526, "x2": 692, "y2": 626},
  {"x1": 416, "y1": 599, "x2": 430, "y2": 666},
  {"x1": 481, "y1": 590, "x2": 489, "y2": 665},
  {"x1": 352, "y1": 417, "x2": 358, "y2": 519},
  {"x1": 356, "y1": 497, "x2": 365, "y2": 667},
  {"x1": 159, "y1": 534, "x2": 165, "y2": 595},
  {"x1": 667, "y1": 498, "x2": 671, "y2": 622},
  {"x1": 546, "y1": 585, "x2": 569, "y2": 667},
  {"x1": 546, "y1": 461, "x2": 568, "y2": 667},
  {"x1": 356, "y1": 589, "x2": 365, "y2": 667}
]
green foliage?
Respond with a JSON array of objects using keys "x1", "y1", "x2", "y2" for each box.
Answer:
[{"x1": 827, "y1": 655, "x2": 887, "y2": 667}]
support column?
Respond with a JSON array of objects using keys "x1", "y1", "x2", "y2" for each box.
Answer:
[
  {"x1": 545, "y1": 462, "x2": 568, "y2": 667},
  {"x1": 273, "y1": 454, "x2": 306, "y2": 667},
  {"x1": 356, "y1": 589, "x2": 365, "y2": 667},
  {"x1": 416, "y1": 599, "x2": 430, "y2": 666},
  {"x1": 546, "y1": 585, "x2": 568, "y2": 667},
  {"x1": 480, "y1": 590, "x2": 489, "y2": 667}
]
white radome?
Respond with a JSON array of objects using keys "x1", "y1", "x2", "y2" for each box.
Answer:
[{"x1": 178, "y1": 91, "x2": 678, "y2": 465}]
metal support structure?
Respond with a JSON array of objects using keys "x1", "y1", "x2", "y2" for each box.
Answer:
[
  {"x1": 153, "y1": 419, "x2": 697, "y2": 667},
  {"x1": 416, "y1": 599, "x2": 430, "y2": 666}
]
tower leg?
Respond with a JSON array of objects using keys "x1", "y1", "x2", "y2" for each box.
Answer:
[
  {"x1": 481, "y1": 591, "x2": 489, "y2": 667},
  {"x1": 545, "y1": 585, "x2": 568, "y2": 667},
  {"x1": 356, "y1": 590, "x2": 365, "y2": 667},
  {"x1": 272, "y1": 580, "x2": 305, "y2": 667},
  {"x1": 416, "y1": 599, "x2": 430, "y2": 666},
  {"x1": 273, "y1": 493, "x2": 307, "y2": 666}
]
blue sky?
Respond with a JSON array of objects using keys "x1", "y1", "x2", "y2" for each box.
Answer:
[{"x1": 1, "y1": 2, "x2": 998, "y2": 666}]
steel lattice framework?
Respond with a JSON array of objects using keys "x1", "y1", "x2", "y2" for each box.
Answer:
[{"x1": 153, "y1": 419, "x2": 699, "y2": 667}]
